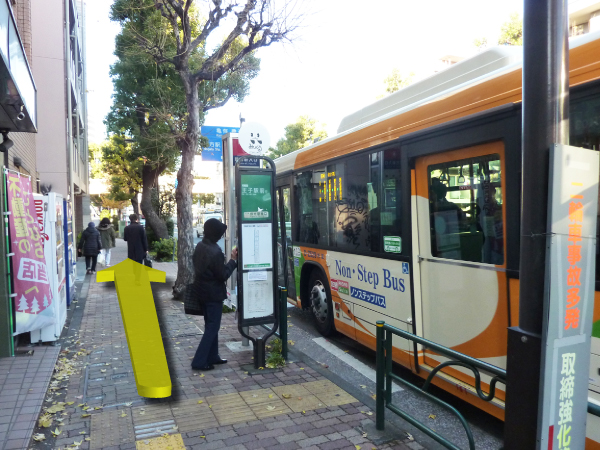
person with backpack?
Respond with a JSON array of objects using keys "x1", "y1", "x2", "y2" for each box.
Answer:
[{"x1": 78, "y1": 222, "x2": 102, "y2": 274}]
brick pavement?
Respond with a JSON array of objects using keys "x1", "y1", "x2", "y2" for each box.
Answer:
[{"x1": 25, "y1": 239, "x2": 420, "y2": 449}]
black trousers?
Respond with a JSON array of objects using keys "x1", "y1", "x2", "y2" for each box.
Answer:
[
  {"x1": 191, "y1": 302, "x2": 222, "y2": 368},
  {"x1": 85, "y1": 255, "x2": 98, "y2": 271}
]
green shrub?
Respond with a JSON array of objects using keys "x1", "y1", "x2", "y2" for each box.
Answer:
[
  {"x1": 265, "y1": 338, "x2": 285, "y2": 369},
  {"x1": 146, "y1": 226, "x2": 161, "y2": 247},
  {"x1": 166, "y1": 217, "x2": 175, "y2": 237},
  {"x1": 153, "y1": 238, "x2": 177, "y2": 262},
  {"x1": 112, "y1": 215, "x2": 119, "y2": 231}
]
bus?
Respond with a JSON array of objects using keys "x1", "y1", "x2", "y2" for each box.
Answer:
[{"x1": 273, "y1": 30, "x2": 600, "y2": 446}]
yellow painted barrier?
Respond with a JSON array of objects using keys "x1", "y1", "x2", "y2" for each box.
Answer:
[{"x1": 96, "y1": 259, "x2": 171, "y2": 398}]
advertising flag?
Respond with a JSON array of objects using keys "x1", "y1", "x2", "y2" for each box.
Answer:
[{"x1": 5, "y1": 171, "x2": 54, "y2": 334}]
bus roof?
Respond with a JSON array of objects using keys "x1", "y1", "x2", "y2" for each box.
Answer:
[{"x1": 274, "y1": 29, "x2": 600, "y2": 174}]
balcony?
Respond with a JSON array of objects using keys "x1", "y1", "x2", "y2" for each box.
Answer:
[{"x1": 0, "y1": 0, "x2": 36, "y2": 133}]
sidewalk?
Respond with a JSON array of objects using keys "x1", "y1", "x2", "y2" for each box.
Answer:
[{"x1": 23, "y1": 239, "x2": 421, "y2": 450}]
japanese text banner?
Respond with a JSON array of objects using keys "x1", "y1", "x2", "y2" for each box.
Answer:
[{"x1": 5, "y1": 171, "x2": 54, "y2": 334}]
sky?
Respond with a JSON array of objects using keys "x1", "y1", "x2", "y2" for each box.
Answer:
[{"x1": 84, "y1": 0, "x2": 524, "y2": 148}]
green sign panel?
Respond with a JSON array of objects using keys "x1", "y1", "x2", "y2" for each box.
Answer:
[
  {"x1": 383, "y1": 236, "x2": 402, "y2": 253},
  {"x1": 240, "y1": 174, "x2": 272, "y2": 221}
]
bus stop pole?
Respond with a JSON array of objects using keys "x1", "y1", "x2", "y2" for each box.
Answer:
[{"x1": 504, "y1": 0, "x2": 569, "y2": 446}]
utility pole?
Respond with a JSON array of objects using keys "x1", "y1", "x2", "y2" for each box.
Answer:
[{"x1": 504, "y1": 0, "x2": 570, "y2": 447}]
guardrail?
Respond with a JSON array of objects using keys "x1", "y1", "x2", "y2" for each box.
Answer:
[{"x1": 375, "y1": 321, "x2": 506, "y2": 450}]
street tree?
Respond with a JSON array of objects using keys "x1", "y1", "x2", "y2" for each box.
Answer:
[
  {"x1": 498, "y1": 12, "x2": 522, "y2": 46},
  {"x1": 268, "y1": 116, "x2": 327, "y2": 159},
  {"x1": 111, "y1": 0, "x2": 301, "y2": 297},
  {"x1": 106, "y1": 4, "x2": 185, "y2": 240},
  {"x1": 193, "y1": 193, "x2": 216, "y2": 208},
  {"x1": 93, "y1": 136, "x2": 144, "y2": 215}
]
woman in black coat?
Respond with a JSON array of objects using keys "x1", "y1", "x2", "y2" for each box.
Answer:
[
  {"x1": 191, "y1": 218, "x2": 238, "y2": 371},
  {"x1": 78, "y1": 222, "x2": 102, "y2": 274}
]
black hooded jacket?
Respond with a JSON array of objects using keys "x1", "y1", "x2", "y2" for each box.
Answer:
[
  {"x1": 192, "y1": 218, "x2": 237, "y2": 303},
  {"x1": 78, "y1": 224, "x2": 102, "y2": 256}
]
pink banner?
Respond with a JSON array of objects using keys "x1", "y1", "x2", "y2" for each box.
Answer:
[{"x1": 5, "y1": 171, "x2": 54, "y2": 334}]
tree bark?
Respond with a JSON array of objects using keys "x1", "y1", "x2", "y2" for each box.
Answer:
[
  {"x1": 140, "y1": 163, "x2": 169, "y2": 240},
  {"x1": 131, "y1": 195, "x2": 140, "y2": 216},
  {"x1": 172, "y1": 73, "x2": 199, "y2": 298}
]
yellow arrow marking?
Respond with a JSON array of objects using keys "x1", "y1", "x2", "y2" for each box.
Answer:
[{"x1": 96, "y1": 259, "x2": 171, "y2": 398}]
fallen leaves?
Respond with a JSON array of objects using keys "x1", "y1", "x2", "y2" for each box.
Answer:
[
  {"x1": 428, "y1": 414, "x2": 436, "y2": 420},
  {"x1": 38, "y1": 414, "x2": 53, "y2": 428},
  {"x1": 32, "y1": 433, "x2": 46, "y2": 442},
  {"x1": 198, "y1": 400, "x2": 204, "y2": 404},
  {"x1": 282, "y1": 393, "x2": 292, "y2": 399},
  {"x1": 120, "y1": 412, "x2": 127, "y2": 418},
  {"x1": 359, "y1": 385, "x2": 367, "y2": 389},
  {"x1": 266, "y1": 405, "x2": 276, "y2": 411}
]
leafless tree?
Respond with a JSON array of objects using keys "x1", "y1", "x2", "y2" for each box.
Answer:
[{"x1": 128, "y1": 0, "x2": 301, "y2": 296}]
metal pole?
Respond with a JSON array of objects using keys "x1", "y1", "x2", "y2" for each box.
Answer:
[
  {"x1": 376, "y1": 321, "x2": 385, "y2": 430},
  {"x1": 279, "y1": 286, "x2": 288, "y2": 360},
  {"x1": 504, "y1": 0, "x2": 569, "y2": 446}
]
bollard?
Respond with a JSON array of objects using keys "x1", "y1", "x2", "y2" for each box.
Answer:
[
  {"x1": 376, "y1": 321, "x2": 385, "y2": 430},
  {"x1": 255, "y1": 336, "x2": 266, "y2": 369},
  {"x1": 279, "y1": 286, "x2": 288, "y2": 360}
]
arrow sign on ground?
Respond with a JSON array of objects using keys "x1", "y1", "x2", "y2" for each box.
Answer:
[{"x1": 96, "y1": 259, "x2": 171, "y2": 398}]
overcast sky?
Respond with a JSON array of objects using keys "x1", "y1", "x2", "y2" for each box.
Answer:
[{"x1": 84, "y1": 0, "x2": 524, "y2": 148}]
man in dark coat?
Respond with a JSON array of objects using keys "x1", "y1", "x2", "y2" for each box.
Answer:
[
  {"x1": 191, "y1": 218, "x2": 238, "y2": 370},
  {"x1": 123, "y1": 214, "x2": 148, "y2": 264},
  {"x1": 78, "y1": 222, "x2": 102, "y2": 274}
]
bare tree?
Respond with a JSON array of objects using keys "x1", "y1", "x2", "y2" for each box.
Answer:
[{"x1": 116, "y1": 0, "x2": 301, "y2": 297}]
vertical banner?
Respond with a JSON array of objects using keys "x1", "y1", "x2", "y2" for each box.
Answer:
[
  {"x1": 5, "y1": 171, "x2": 54, "y2": 334},
  {"x1": 539, "y1": 145, "x2": 599, "y2": 448}
]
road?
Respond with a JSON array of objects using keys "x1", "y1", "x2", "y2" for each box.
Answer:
[{"x1": 283, "y1": 304, "x2": 505, "y2": 449}]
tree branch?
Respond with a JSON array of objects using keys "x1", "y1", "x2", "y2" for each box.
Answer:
[{"x1": 202, "y1": 89, "x2": 234, "y2": 112}]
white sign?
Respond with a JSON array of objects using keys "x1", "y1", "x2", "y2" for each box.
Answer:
[
  {"x1": 241, "y1": 223, "x2": 273, "y2": 269},
  {"x1": 238, "y1": 122, "x2": 271, "y2": 156},
  {"x1": 538, "y1": 144, "x2": 599, "y2": 448},
  {"x1": 242, "y1": 271, "x2": 274, "y2": 319}
]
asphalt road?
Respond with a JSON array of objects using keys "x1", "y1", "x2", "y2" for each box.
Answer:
[{"x1": 283, "y1": 305, "x2": 505, "y2": 450}]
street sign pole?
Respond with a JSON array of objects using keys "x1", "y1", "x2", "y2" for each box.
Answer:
[{"x1": 235, "y1": 155, "x2": 279, "y2": 369}]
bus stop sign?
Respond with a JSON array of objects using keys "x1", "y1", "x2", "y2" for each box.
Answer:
[{"x1": 235, "y1": 155, "x2": 279, "y2": 368}]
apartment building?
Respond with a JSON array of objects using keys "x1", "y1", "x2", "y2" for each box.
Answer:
[{"x1": 31, "y1": 0, "x2": 90, "y2": 233}]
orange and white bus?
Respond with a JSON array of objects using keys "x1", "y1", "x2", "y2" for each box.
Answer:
[{"x1": 273, "y1": 30, "x2": 600, "y2": 446}]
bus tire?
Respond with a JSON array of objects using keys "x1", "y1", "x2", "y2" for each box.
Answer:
[{"x1": 308, "y1": 269, "x2": 335, "y2": 336}]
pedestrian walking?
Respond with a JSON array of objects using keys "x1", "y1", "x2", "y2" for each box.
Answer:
[
  {"x1": 78, "y1": 222, "x2": 102, "y2": 274},
  {"x1": 123, "y1": 213, "x2": 148, "y2": 264},
  {"x1": 191, "y1": 218, "x2": 238, "y2": 371},
  {"x1": 98, "y1": 218, "x2": 117, "y2": 267}
]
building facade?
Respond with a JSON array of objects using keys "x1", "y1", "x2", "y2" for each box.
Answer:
[{"x1": 31, "y1": 0, "x2": 90, "y2": 233}]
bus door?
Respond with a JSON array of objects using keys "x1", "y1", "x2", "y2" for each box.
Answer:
[
  {"x1": 413, "y1": 141, "x2": 509, "y2": 371},
  {"x1": 276, "y1": 185, "x2": 297, "y2": 301}
]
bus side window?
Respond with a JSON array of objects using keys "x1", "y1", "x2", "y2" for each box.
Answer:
[
  {"x1": 381, "y1": 149, "x2": 402, "y2": 253},
  {"x1": 428, "y1": 154, "x2": 504, "y2": 264}
]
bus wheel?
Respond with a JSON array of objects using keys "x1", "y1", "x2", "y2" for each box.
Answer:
[{"x1": 308, "y1": 270, "x2": 335, "y2": 336}]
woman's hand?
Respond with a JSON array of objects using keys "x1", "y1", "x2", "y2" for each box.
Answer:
[{"x1": 231, "y1": 248, "x2": 238, "y2": 261}]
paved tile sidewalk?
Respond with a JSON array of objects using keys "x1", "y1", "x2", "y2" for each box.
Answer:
[{"x1": 25, "y1": 239, "x2": 419, "y2": 450}]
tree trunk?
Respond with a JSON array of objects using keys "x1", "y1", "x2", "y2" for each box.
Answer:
[
  {"x1": 140, "y1": 164, "x2": 169, "y2": 240},
  {"x1": 131, "y1": 195, "x2": 140, "y2": 216},
  {"x1": 172, "y1": 75, "x2": 199, "y2": 298}
]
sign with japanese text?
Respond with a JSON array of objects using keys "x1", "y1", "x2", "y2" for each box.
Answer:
[
  {"x1": 240, "y1": 174, "x2": 272, "y2": 221},
  {"x1": 236, "y1": 161, "x2": 278, "y2": 326},
  {"x1": 232, "y1": 138, "x2": 260, "y2": 167},
  {"x1": 5, "y1": 171, "x2": 54, "y2": 334},
  {"x1": 538, "y1": 145, "x2": 599, "y2": 448},
  {"x1": 201, "y1": 125, "x2": 240, "y2": 161}
]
